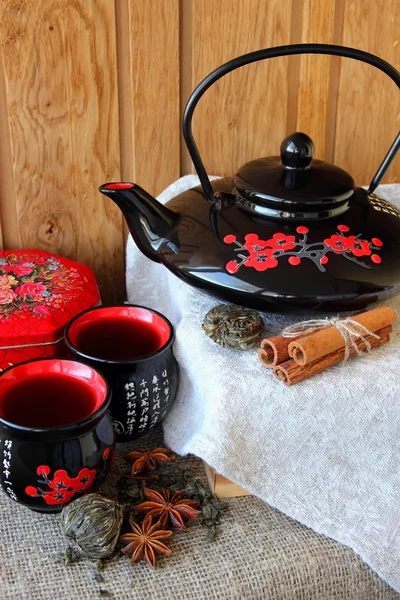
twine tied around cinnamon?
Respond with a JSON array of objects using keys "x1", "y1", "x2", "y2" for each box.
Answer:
[{"x1": 282, "y1": 318, "x2": 380, "y2": 361}]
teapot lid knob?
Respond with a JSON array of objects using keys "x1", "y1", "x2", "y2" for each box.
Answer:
[{"x1": 280, "y1": 132, "x2": 314, "y2": 170}]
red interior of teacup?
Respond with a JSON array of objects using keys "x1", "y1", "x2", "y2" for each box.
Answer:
[
  {"x1": 66, "y1": 306, "x2": 172, "y2": 362},
  {"x1": 0, "y1": 359, "x2": 107, "y2": 429}
]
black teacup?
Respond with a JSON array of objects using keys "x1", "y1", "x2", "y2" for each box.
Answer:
[
  {"x1": 65, "y1": 305, "x2": 178, "y2": 442},
  {"x1": 0, "y1": 358, "x2": 114, "y2": 512}
]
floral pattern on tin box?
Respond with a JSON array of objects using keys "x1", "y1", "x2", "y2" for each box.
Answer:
[{"x1": 0, "y1": 252, "x2": 84, "y2": 320}]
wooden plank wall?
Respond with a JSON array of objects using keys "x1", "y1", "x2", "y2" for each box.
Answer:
[{"x1": 0, "y1": 0, "x2": 398, "y2": 302}]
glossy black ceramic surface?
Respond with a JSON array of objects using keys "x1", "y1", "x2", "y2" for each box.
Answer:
[
  {"x1": 65, "y1": 305, "x2": 178, "y2": 442},
  {"x1": 235, "y1": 133, "x2": 355, "y2": 207},
  {"x1": 0, "y1": 359, "x2": 115, "y2": 513},
  {"x1": 99, "y1": 43, "x2": 400, "y2": 313},
  {"x1": 101, "y1": 179, "x2": 400, "y2": 312}
]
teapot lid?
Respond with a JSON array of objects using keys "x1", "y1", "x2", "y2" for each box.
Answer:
[{"x1": 234, "y1": 132, "x2": 355, "y2": 213}]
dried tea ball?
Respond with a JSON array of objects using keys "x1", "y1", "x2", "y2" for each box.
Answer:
[
  {"x1": 202, "y1": 304, "x2": 264, "y2": 350},
  {"x1": 61, "y1": 493, "x2": 123, "y2": 559}
]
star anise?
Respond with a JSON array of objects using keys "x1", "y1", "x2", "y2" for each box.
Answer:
[
  {"x1": 119, "y1": 514, "x2": 173, "y2": 568},
  {"x1": 133, "y1": 487, "x2": 201, "y2": 529},
  {"x1": 124, "y1": 448, "x2": 174, "y2": 476}
]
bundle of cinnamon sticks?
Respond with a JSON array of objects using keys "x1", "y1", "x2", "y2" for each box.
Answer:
[{"x1": 258, "y1": 305, "x2": 398, "y2": 386}]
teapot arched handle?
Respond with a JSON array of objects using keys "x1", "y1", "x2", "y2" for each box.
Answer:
[{"x1": 182, "y1": 43, "x2": 400, "y2": 202}]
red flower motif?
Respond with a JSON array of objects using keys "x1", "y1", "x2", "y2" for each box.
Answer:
[
  {"x1": 48, "y1": 467, "x2": 96, "y2": 492},
  {"x1": 33, "y1": 305, "x2": 52, "y2": 316},
  {"x1": 0, "y1": 288, "x2": 16, "y2": 304},
  {"x1": 243, "y1": 234, "x2": 270, "y2": 253},
  {"x1": 244, "y1": 233, "x2": 260, "y2": 244},
  {"x1": 25, "y1": 485, "x2": 74, "y2": 505},
  {"x1": 26, "y1": 463, "x2": 98, "y2": 507},
  {"x1": 0, "y1": 253, "x2": 87, "y2": 322},
  {"x1": 226, "y1": 260, "x2": 239, "y2": 274},
  {"x1": 265, "y1": 233, "x2": 296, "y2": 251},
  {"x1": 54, "y1": 280, "x2": 72, "y2": 289},
  {"x1": 296, "y1": 226, "x2": 309, "y2": 234},
  {"x1": 324, "y1": 234, "x2": 355, "y2": 252},
  {"x1": 223, "y1": 227, "x2": 382, "y2": 275},
  {"x1": 0, "y1": 275, "x2": 14, "y2": 289},
  {"x1": 223, "y1": 234, "x2": 236, "y2": 244},
  {"x1": 349, "y1": 240, "x2": 371, "y2": 257},
  {"x1": 15, "y1": 254, "x2": 48, "y2": 265},
  {"x1": 244, "y1": 250, "x2": 278, "y2": 271},
  {"x1": 42, "y1": 490, "x2": 75, "y2": 505},
  {"x1": 36, "y1": 465, "x2": 51, "y2": 477},
  {"x1": 2, "y1": 264, "x2": 33, "y2": 277},
  {"x1": 15, "y1": 281, "x2": 47, "y2": 299}
]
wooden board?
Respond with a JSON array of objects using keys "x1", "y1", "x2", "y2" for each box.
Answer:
[
  {"x1": 334, "y1": 0, "x2": 400, "y2": 185},
  {"x1": 120, "y1": 0, "x2": 180, "y2": 197},
  {"x1": 295, "y1": 0, "x2": 339, "y2": 160},
  {"x1": 0, "y1": 0, "x2": 398, "y2": 302},
  {"x1": 189, "y1": 0, "x2": 293, "y2": 177},
  {"x1": 0, "y1": 0, "x2": 124, "y2": 303},
  {"x1": 203, "y1": 462, "x2": 252, "y2": 499},
  {"x1": 184, "y1": 0, "x2": 400, "y2": 185}
]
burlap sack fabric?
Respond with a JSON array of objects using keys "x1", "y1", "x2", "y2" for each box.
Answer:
[{"x1": 0, "y1": 425, "x2": 398, "y2": 600}]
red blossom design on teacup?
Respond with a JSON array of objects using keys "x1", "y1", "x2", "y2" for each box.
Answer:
[
  {"x1": 25, "y1": 485, "x2": 75, "y2": 505},
  {"x1": 25, "y1": 452, "x2": 113, "y2": 505},
  {"x1": 48, "y1": 467, "x2": 97, "y2": 493}
]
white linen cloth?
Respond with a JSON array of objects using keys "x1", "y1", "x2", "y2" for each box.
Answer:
[{"x1": 126, "y1": 177, "x2": 400, "y2": 592}]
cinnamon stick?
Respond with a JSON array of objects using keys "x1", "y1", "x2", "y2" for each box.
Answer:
[
  {"x1": 258, "y1": 334, "x2": 303, "y2": 368},
  {"x1": 274, "y1": 325, "x2": 392, "y2": 386},
  {"x1": 288, "y1": 305, "x2": 397, "y2": 366}
]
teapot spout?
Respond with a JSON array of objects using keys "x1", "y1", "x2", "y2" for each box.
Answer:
[{"x1": 99, "y1": 182, "x2": 180, "y2": 262}]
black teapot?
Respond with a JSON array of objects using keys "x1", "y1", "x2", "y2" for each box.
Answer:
[{"x1": 100, "y1": 44, "x2": 400, "y2": 312}]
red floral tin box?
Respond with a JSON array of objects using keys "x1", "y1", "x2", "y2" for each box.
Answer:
[{"x1": 0, "y1": 250, "x2": 100, "y2": 369}]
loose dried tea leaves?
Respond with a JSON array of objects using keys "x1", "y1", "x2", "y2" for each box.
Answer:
[
  {"x1": 64, "y1": 545, "x2": 81, "y2": 565},
  {"x1": 117, "y1": 475, "x2": 145, "y2": 507},
  {"x1": 145, "y1": 459, "x2": 192, "y2": 493},
  {"x1": 184, "y1": 479, "x2": 228, "y2": 542},
  {"x1": 99, "y1": 590, "x2": 114, "y2": 599}
]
